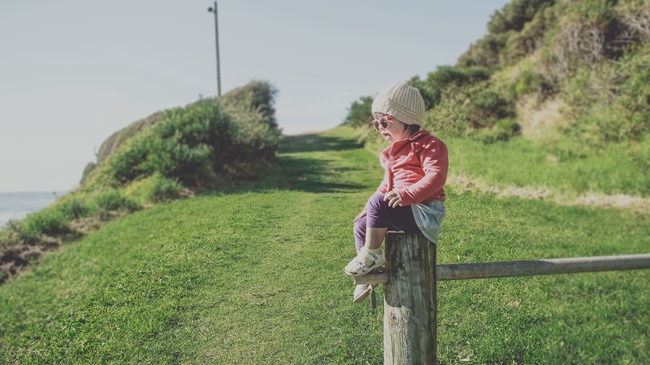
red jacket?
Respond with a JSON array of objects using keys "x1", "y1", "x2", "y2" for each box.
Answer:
[{"x1": 377, "y1": 130, "x2": 448, "y2": 205}]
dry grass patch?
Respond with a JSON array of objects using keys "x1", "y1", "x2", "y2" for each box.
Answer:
[
  {"x1": 517, "y1": 96, "x2": 570, "y2": 143},
  {"x1": 447, "y1": 171, "x2": 650, "y2": 213}
]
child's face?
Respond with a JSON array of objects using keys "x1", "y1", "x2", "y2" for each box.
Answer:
[{"x1": 375, "y1": 114, "x2": 409, "y2": 143}]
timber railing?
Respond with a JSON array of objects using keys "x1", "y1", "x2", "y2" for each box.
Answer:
[{"x1": 353, "y1": 232, "x2": 650, "y2": 365}]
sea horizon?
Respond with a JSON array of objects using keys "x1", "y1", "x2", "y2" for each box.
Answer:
[{"x1": 0, "y1": 191, "x2": 69, "y2": 228}]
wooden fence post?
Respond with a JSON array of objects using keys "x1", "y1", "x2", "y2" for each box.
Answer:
[{"x1": 383, "y1": 232, "x2": 437, "y2": 365}]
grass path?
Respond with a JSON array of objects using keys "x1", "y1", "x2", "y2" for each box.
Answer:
[{"x1": 1, "y1": 126, "x2": 649, "y2": 364}]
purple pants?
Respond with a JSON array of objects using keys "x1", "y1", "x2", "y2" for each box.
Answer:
[{"x1": 354, "y1": 193, "x2": 422, "y2": 251}]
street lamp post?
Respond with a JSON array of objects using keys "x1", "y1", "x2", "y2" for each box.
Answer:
[{"x1": 207, "y1": 2, "x2": 221, "y2": 96}]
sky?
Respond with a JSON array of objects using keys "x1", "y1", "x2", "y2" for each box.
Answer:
[{"x1": 0, "y1": 0, "x2": 510, "y2": 193}]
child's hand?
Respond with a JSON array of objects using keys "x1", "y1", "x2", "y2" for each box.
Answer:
[
  {"x1": 384, "y1": 190, "x2": 403, "y2": 208},
  {"x1": 354, "y1": 208, "x2": 367, "y2": 222}
]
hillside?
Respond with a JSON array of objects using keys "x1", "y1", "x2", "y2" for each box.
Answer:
[
  {"x1": 345, "y1": 0, "x2": 650, "y2": 203},
  {"x1": 1, "y1": 127, "x2": 648, "y2": 363},
  {"x1": 0, "y1": 81, "x2": 281, "y2": 285}
]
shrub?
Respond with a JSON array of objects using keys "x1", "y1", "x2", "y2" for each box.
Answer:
[
  {"x1": 564, "y1": 0, "x2": 616, "y2": 25},
  {"x1": 630, "y1": 136, "x2": 650, "y2": 174},
  {"x1": 422, "y1": 100, "x2": 468, "y2": 137},
  {"x1": 504, "y1": 6, "x2": 557, "y2": 64},
  {"x1": 220, "y1": 80, "x2": 278, "y2": 129},
  {"x1": 21, "y1": 208, "x2": 71, "y2": 241},
  {"x1": 81, "y1": 112, "x2": 163, "y2": 183},
  {"x1": 124, "y1": 174, "x2": 183, "y2": 204},
  {"x1": 509, "y1": 69, "x2": 554, "y2": 99},
  {"x1": 465, "y1": 89, "x2": 516, "y2": 129},
  {"x1": 469, "y1": 118, "x2": 522, "y2": 144},
  {"x1": 84, "y1": 81, "x2": 281, "y2": 190},
  {"x1": 219, "y1": 81, "x2": 282, "y2": 169},
  {"x1": 409, "y1": 67, "x2": 491, "y2": 112},
  {"x1": 137, "y1": 111, "x2": 217, "y2": 186},
  {"x1": 96, "y1": 190, "x2": 140, "y2": 213},
  {"x1": 487, "y1": 0, "x2": 555, "y2": 34},
  {"x1": 99, "y1": 130, "x2": 154, "y2": 186},
  {"x1": 617, "y1": 0, "x2": 650, "y2": 43},
  {"x1": 408, "y1": 77, "x2": 441, "y2": 111},
  {"x1": 56, "y1": 198, "x2": 93, "y2": 220},
  {"x1": 342, "y1": 96, "x2": 374, "y2": 128},
  {"x1": 560, "y1": 42, "x2": 650, "y2": 147},
  {"x1": 144, "y1": 176, "x2": 183, "y2": 203},
  {"x1": 457, "y1": 33, "x2": 512, "y2": 68},
  {"x1": 427, "y1": 66, "x2": 491, "y2": 88}
]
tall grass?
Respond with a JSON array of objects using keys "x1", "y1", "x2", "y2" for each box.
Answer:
[{"x1": 446, "y1": 135, "x2": 650, "y2": 198}]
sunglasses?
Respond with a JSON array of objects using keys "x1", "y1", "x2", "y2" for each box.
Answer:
[{"x1": 372, "y1": 115, "x2": 394, "y2": 131}]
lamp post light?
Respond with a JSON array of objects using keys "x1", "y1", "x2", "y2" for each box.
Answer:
[{"x1": 207, "y1": 1, "x2": 221, "y2": 96}]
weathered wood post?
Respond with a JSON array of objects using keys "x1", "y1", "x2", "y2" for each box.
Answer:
[
  {"x1": 352, "y1": 241, "x2": 650, "y2": 364},
  {"x1": 383, "y1": 231, "x2": 436, "y2": 365}
]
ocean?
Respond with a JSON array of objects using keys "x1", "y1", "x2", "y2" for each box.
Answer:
[{"x1": 0, "y1": 191, "x2": 68, "y2": 228}]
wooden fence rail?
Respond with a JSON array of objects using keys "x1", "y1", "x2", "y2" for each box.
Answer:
[
  {"x1": 352, "y1": 232, "x2": 650, "y2": 365},
  {"x1": 354, "y1": 253, "x2": 650, "y2": 285}
]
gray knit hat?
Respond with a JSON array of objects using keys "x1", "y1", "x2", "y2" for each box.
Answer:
[{"x1": 372, "y1": 82, "x2": 425, "y2": 126}]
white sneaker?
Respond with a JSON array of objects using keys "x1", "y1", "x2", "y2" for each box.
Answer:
[
  {"x1": 353, "y1": 284, "x2": 379, "y2": 303},
  {"x1": 344, "y1": 247, "x2": 386, "y2": 276}
]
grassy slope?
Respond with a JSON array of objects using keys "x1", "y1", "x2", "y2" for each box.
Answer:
[
  {"x1": 446, "y1": 136, "x2": 650, "y2": 198},
  {"x1": 1, "y1": 126, "x2": 649, "y2": 364}
]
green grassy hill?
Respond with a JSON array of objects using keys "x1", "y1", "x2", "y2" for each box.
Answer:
[
  {"x1": 2, "y1": 127, "x2": 648, "y2": 364},
  {"x1": 345, "y1": 0, "x2": 650, "y2": 204}
]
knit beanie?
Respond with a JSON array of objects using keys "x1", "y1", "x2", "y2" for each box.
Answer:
[{"x1": 372, "y1": 82, "x2": 425, "y2": 126}]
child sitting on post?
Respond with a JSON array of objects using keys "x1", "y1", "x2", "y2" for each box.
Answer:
[{"x1": 344, "y1": 81, "x2": 449, "y2": 303}]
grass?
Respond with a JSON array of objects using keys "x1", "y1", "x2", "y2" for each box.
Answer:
[
  {"x1": 445, "y1": 135, "x2": 650, "y2": 198},
  {"x1": 1, "y1": 126, "x2": 649, "y2": 364}
]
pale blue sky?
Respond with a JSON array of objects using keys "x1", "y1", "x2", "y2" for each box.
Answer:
[{"x1": 0, "y1": 0, "x2": 509, "y2": 192}]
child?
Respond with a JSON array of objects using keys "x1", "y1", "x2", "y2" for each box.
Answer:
[{"x1": 344, "y1": 81, "x2": 448, "y2": 303}]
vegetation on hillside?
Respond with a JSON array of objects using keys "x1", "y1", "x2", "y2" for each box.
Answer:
[
  {"x1": 1, "y1": 128, "x2": 648, "y2": 363},
  {"x1": 345, "y1": 0, "x2": 650, "y2": 183},
  {"x1": 0, "y1": 81, "x2": 281, "y2": 284}
]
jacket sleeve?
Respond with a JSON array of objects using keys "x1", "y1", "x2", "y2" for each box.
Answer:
[
  {"x1": 376, "y1": 151, "x2": 389, "y2": 194},
  {"x1": 398, "y1": 139, "x2": 448, "y2": 206},
  {"x1": 377, "y1": 170, "x2": 389, "y2": 194}
]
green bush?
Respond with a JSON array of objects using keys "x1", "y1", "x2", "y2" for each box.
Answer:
[
  {"x1": 564, "y1": 0, "x2": 616, "y2": 25},
  {"x1": 96, "y1": 190, "x2": 140, "y2": 213},
  {"x1": 509, "y1": 69, "x2": 554, "y2": 98},
  {"x1": 220, "y1": 80, "x2": 278, "y2": 129},
  {"x1": 487, "y1": 0, "x2": 555, "y2": 34},
  {"x1": 457, "y1": 33, "x2": 512, "y2": 68},
  {"x1": 146, "y1": 176, "x2": 183, "y2": 203},
  {"x1": 504, "y1": 6, "x2": 557, "y2": 64},
  {"x1": 471, "y1": 118, "x2": 522, "y2": 143},
  {"x1": 342, "y1": 96, "x2": 374, "y2": 128},
  {"x1": 630, "y1": 136, "x2": 650, "y2": 174},
  {"x1": 408, "y1": 67, "x2": 491, "y2": 111},
  {"x1": 125, "y1": 174, "x2": 183, "y2": 204},
  {"x1": 137, "y1": 108, "x2": 218, "y2": 185},
  {"x1": 427, "y1": 66, "x2": 491, "y2": 89},
  {"x1": 461, "y1": 0, "x2": 559, "y2": 68},
  {"x1": 407, "y1": 77, "x2": 441, "y2": 111},
  {"x1": 561, "y1": 43, "x2": 650, "y2": 147},
  {"x1": 56, "y1": 198, "x2": 93, "y2": 220},
  {"x1": 84, "y1": 81, "x2": 281, "y2": 190},
  {"x1": 21, "y1": 208, "x2": 71, "y2": 241},
  {"x1": 465, "y1": 89, "x2": 515, "y2": 129},
  {"x1": 422, "y1": 100, "x2": 468, "y2": 137},
  {"x1": 219, "y1": 81, "x2": 282, "y2": 168}
]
